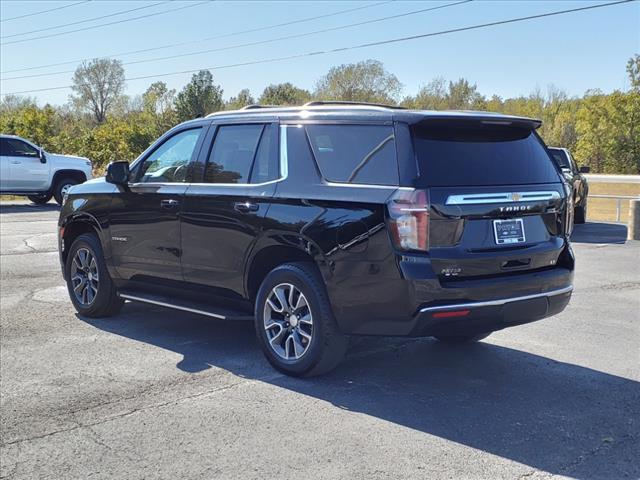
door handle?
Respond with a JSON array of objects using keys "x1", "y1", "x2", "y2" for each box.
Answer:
[
  {"x1": 10, "y1": 160, "x2": 21, "y2": 164},
  {"x1": 234, "y1": 201, "x2": 259, "y2": 213},
  {"x1": 161, "y1": 199, "x2": 179, "y2": 209}
]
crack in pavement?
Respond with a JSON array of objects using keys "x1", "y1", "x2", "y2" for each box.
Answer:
[
  {"x1": 0, "y1": 376, "x2": 278, "y2": 448},
  {"x1": 558, "y1": 433, "x2": 638, "y2": 476},
  {"x1": 0, "y1": 342, "x2": 418, "y2": 450}
]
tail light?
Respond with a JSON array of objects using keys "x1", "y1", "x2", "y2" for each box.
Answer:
[{"x1": 386, "y1": 188, "x2": 430, "y2": 252}]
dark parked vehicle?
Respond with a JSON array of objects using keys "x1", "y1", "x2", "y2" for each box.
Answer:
[
  {"x1": 548, "y1": 147, "x2": 590, "y2": 224},
  {"x1": 58, "y1": 102, "x2": 575, "y2": 376}
]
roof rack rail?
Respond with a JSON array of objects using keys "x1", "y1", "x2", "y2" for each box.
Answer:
[
  {"x1": 241, "y1": 104, "x2": 279, "y2": 110},
  {"x1": 302, "y1": 100, "x2": 406, "y2": 110}
]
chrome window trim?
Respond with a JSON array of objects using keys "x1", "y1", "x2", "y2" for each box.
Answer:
[
  {"x1": 323, "y1": 181, "x2": 400, "y2": 190},
  {"x1": 445, "y1": 191, "x2": 561, "y2": 205},
  {"x1": 419, "y1": 285, "x2": 573, "y2": 314}
]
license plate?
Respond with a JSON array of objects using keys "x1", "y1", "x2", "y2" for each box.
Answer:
[{"x1": 493, "y1": 218, "x2": 526, "y2": 245}]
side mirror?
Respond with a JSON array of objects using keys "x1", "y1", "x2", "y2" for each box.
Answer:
[
  {"x1": 579, "y1": 166, "x2": 590, "y2": 173},
  {"x1": 106, "y1": 161, "x2": 130, "y2": 186},
  {"x1": 39, "y1": 148, "x2": 46, "y2": 164}
]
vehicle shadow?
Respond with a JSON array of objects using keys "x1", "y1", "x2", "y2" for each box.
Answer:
[
  {"x1": 0, "y1": 202, "x2": 60, "y2": 214},
  {"x1": 571, "y1": 221, "x2": 627, "y2": 244},
  {"x1": 79, "y1": 303, "x2": 639, "y2": 479}
]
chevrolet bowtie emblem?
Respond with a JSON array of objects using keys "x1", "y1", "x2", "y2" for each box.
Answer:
[{"x1": 510, "y1": 193, "x2": 522, "y2": 202}]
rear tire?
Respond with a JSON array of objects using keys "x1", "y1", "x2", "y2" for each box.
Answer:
[
  {"x1": 434, "y1": 332, "x2": 491, "y2": 344},
  {"x1": 28, "y1": 194, "x2": 52, "y2": 205},
  {"x1": 65, "y1": 233, "x2": 123, "y2": 318},
  {"x1": 254, "y1": 262, "x2": 348, "y2": 377},
  {"x1": 574, "y1": 203, "x2": 587, "y2": 224},
  {"x1": 53, "y1": 177, "x2": 79, "y2": 205}
]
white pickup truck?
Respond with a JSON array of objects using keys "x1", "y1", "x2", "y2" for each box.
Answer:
[{"x1": 0, "y1": 134, "x2": 93, "y2": 205}]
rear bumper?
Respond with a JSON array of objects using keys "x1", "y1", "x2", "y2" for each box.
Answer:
[
  {"x1": 332, "y1": 244, "x2": 575, "y2": 336},
  {"x1": 410, "y1": 285, "x2": 572, "y2": 337}
]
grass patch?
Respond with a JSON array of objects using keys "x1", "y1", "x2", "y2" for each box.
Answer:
[{"x1": 587, "y1": 182, "x2": 640, "y2": 223}]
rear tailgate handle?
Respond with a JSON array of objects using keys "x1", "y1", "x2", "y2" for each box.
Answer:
[
  {"x1": 234, "y1": 201, "x2": 259, "y2": 213},
  {"x1": 501, "y1": 258, "x2": 531, "y2": 269},
  {"x1": 161, "y1": 199, "x2": 179, "y2": 209}
]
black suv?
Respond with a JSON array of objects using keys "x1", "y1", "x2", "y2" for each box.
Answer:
[
  {"x1": 548, "y1": 147, "x2": 590, "y2": 224},
  {"x1": 58, "y1": 102, "x2": 575, "y2": 376}
]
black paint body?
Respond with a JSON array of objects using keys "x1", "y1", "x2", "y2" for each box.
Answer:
[{"x1": 59, "y1": 107, "x2": 574, "y2": 337}]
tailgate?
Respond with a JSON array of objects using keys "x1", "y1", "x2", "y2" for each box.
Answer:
[{"x1": 428, "y1": 185, "x2": 568, "y2": 278}]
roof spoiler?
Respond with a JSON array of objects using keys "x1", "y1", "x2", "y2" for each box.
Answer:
[{"x1": 415, "y1": 114, "x2": 542, "y2": 130}]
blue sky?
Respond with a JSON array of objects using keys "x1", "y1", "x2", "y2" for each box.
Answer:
[{"x1": 1, "y1": 0, "x2": 638, "y2": 105}]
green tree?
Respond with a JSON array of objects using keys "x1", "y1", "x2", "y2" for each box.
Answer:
[
  {"x1": 70, "y1": 58, "x2": 125, "y2": 124},
  {"x1": 575, "y1": 89, "x2": 640, "y2": 174},
  {"x1": 402, "y1": 77, "x2": 448, "y2": 109},
  {"x1": 627, "y1": 54, "x2": 640, "y2": 90},
  {"x1": 143, "y1": 81, "x2": 177, "y2": 133},
  {"x1": 447, "y1": 78, "x2": 485, "y2": 110},
  {"x1": 175, "y1": 70, "x2": 223, "y2": 122},
  {"x1": 259, "y1": 83, "x2": 310, "y2": 106},
  {"x1": 403, "y1": 77, "x2": 485, "y2": 110},
  {"x1": 226, "y1": 89, "x2": 255, "y2": 110},
  {"x1": 314, "y1": 59, "x2": 401, "y2": 104},
  {"x1": 0, "y1": 104, "x2": 57, "y2": 149}
]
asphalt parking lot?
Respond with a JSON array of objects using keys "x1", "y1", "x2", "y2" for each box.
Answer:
[{"x1": 1, "y1": 201, "x2": 638, "y2": 480}]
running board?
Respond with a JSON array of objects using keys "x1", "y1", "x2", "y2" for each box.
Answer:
[{"x1": 118, "y1": 291, "x2": 253, "y2": 321}]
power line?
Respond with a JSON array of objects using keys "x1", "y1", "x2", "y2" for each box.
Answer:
[
  {"x1": 2, "y1": 0, "x2": 634, "y2": 96},
  {"x1": 1, "y1": 0, "x2": 393, "y2": 74},
  {"x1": 1, "y1": 0, "x2": 471, "y2": 81},
  {"x1": 0, "y1": 1, "x2": 213, "y2": 46},
  {"x1": 1, "y1": 1, "x2": 169, "y2": 39},
  {"x1": 0, "y1": 1, "x2": 90, "y2": 23}
]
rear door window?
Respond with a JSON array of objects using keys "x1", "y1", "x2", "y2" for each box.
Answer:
[
  {"x1": 306, "y1": 124, "x2": 398, "y2": 185},
  {"x1": 413, "y1": 124, "x2": 561, "y2": 187},
  {"x1": 204, "y1": 124, "x2": 264, "y2": 184},
  {"x1": 549, "y1": 149, "x2": 571, "y2": 170}
]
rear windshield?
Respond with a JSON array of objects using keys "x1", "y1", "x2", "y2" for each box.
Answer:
[
  {"x1": 549, "y1": 149, "x2": 571, "y2": 169},
  {"x1": 413, "y1": 124, "x2": 561, "y2": 186}
]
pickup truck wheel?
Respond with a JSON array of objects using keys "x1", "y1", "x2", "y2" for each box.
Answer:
[
  {"x1": 434, "y1": 332, "x2": 491, "y2": 344},
  {"x1": 65, "y1": 233, "x2": 123, "y2": 318},
  {"x1": 27, "y1": 194, "x2": 52, "y2": 205},
  {"x1": 53, "y1": 177, "x2": 79, "y2": 205},
  {"x1": 255, "y1": 262, "x2": 348, "y2": 377},
  {"x1": 574, "y1": 203, "x2": 587, "y2": 224}
]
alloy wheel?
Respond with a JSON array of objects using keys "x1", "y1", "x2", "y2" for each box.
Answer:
[
  {"x1": 60, "y1": 183, "x2": 73, "y2": 197},
  {"x1": 71, "y1": 247, "x2": 99, "y2": 305},
  {"x1": 263, "y1": 283, "x2": 313, "y2": 360}
]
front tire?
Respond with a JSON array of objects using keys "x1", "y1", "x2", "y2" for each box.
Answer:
[
  {"x1": 53, "y1": 177, "x2": 79, "y2": 205},
  {"x1": 434, "y1": 332, "x2": 491, "y2": 344},
  {"x1": 65, "y1": 233, "x2": 123, "y2": 318},
  {"x1": 28, "y1": 194, "x2": 52, "y2": 205},
  {"x1": 255, "y1": 262, "x2": 348, "y2": 377}
]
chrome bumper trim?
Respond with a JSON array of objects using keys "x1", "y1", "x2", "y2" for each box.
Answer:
[{"x1": 419, "y1": 285, "x2": 574, "y2": 314}]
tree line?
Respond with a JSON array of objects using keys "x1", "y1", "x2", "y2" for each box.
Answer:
[{"x1": 1, "y1": 55, "x2": 638, "y2": 174}]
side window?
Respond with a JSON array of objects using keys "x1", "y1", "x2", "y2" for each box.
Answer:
[
  {"x1": 250, "y1": 124, "x2": 279, "y2": 184},
  {"x1": 204, "y1": 124, "x2": 264, "y2": 184},
  {"x1": 306, "y1": 124, "x2": 398, "y2": 185},
  {"x1": 139, "y1": 128, "x2": 202, "y2": 183},
  {"x1": 3, "y1": 139, "x2": 39, "y2": 157},
  {"x1": 0, "y1": 139, "x2": 12, "y2": 156}
]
